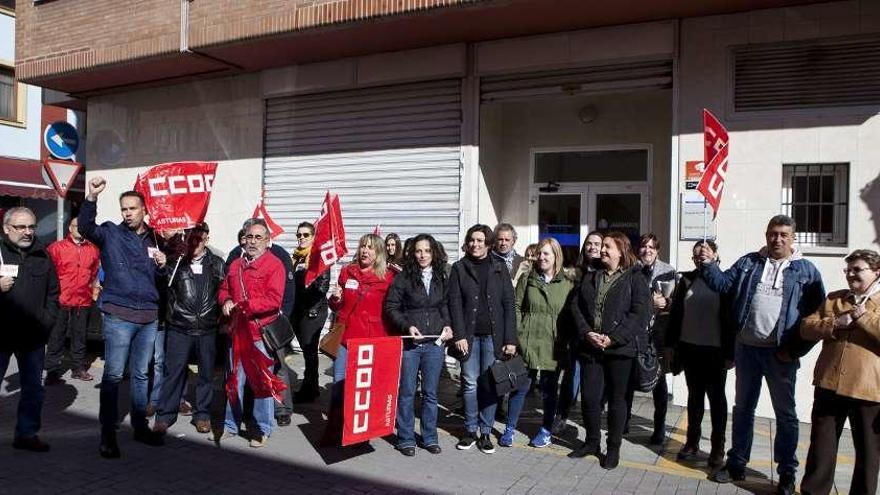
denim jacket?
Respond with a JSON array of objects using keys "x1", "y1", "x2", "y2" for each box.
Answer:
[{"x1": 700, "y1": 248, "x2": 825, "y2": 358}]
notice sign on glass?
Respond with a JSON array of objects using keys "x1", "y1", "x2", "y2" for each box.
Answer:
[{"x1": 679, "y1": 191, "x2": 717, "y2": 241}]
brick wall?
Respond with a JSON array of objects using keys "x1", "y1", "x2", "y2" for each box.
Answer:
[{"x1": 15, "y1": 0, "x2": 479, "y2": 83}]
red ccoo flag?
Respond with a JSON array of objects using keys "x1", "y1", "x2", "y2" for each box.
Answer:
[
  {"x1": 696, "y1": 109, "x2": 730, "y2": 218},
  {"x1": 342, "y1": 337, "x2": 403, "y2": 446},
  {"x1": 305, "y1": 191, "x2": 348, "y2": 286},
  {"x1": 133, "y1": 161, "x2": 217, "y2": 232},
  {"x1": 252, "y1": 192, "x2": 285, "y2": 239}
]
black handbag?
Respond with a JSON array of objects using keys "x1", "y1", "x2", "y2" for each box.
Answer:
[
  {"x1": 238, "y1": 264, "x2": 295, "y2": 352},
  {"x1": 633, "y1": 333, "x2": 660, "y2": 393},
  {"x1": 260, "y1": 313, "x2": 295, "y2": 352},
  {"x1": 479, "y1": 355, "x2": 531, "y2": 397}
]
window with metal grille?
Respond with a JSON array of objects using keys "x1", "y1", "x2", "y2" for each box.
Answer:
[
  {"x1": 0, "y1": 67, "x2": 16, "y2": 122},
  {"x1": 733, "y1": 36, "x2": 880, "y2": 112},
  {"x1": 781, "y1": 164, "x2": 848, "y2": 246}
]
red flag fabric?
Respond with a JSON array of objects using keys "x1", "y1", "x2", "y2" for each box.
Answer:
[
  {"x1": 342, "y1": 337, "x2": 402, "y2": 446},
  {"x1": 252, "y1": 199, "x2": 285, "y2": 239},
  {"x1": 697, "y1": 109, "x2": 730, "y2": 218},
  {"x1": 305, "y1": 191, "x2": 348, "y2": 286},
  {"x1": 703, "y1": 109, "x2": 729, "y2": 166},
  {"x1": 133, "y1": 161, "x2": 217, "y2": 232},
  {"x1": 696, "y1": 142, "x2": 729, "y2": 219}
]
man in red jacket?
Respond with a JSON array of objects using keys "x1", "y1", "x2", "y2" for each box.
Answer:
[
  {"x1": 218, "y1": 219, "x2": 286, "y2": 448},
  {"x1": 45, "y1": 216, "x2": 100, "y2": 384}
]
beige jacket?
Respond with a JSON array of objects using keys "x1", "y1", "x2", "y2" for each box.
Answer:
[{"x1": 800, "y1": 289, "x2": 880, "y2": 403}]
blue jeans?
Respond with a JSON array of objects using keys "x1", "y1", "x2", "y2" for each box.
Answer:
[
  {"x1": 460, "y1": 335, "x2": 497, "y2": 435},
  {"x1": 99, "y1": 314, "x2": 158, "y2": 434},
  {"x1": 331, "y1": 344, "x2": 348, "y2": 406},
  {"x1": 499, "y1": 372, "x2": 531, "y2": 431},
  {"x1": 728, "y1": 343, "x2": 800, "y2": 476},
  {"x1": 397, "y1": 343, "x2": 445, "y2": 448},
  {"x1": 0, "y1": 347, "x2": 46, "y2": 438},
  {"x1": 149, "y1": 329, "x2": 166, "y2": 407},
  {"x1": 224, "y1": 340, "x2": 274, "y2": 437}
]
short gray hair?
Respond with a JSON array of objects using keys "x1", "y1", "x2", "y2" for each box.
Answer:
[
  {"x1": 3, "y1": 207, "x2": 35, "y2": 226},
  {"x1": 493, "y1": 222, "x2": 517, "y2": 240},
  {"x1": 242, "y1": 218, "x2": 269, "y2": 236}
]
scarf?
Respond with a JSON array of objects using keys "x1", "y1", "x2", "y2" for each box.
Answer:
[{"x1": 293, "y1": 245, "x2": 311, "y2": 269}]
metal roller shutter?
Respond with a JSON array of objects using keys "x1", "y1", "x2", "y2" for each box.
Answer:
[{"x1": 263, "y1": 79, "x2": 463, "y2": 264}]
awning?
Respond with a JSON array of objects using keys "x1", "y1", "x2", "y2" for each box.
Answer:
[{"x1": 0, "y1": 156, "x2": 85, "y2": 201}]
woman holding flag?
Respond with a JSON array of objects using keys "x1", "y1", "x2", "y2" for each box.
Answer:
[
  {"x1": 322, "y1": 233, "x2": 395, "y2": 445},
  {"x1": 290, "y1": 221, "x2": 330, "y2": 403},
  {"x1": 385, "y1": 234, "x2": 454, "y2": 456}
]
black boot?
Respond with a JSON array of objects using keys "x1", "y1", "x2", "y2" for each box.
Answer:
[
  {"x1": 99, "y1": 431, "x2": 121, "y2": 459},
  {"x1": 602, "y1": 448, "x2": 620, "y2": 470}
]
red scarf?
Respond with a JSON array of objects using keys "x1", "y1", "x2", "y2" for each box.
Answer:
[{"x1": 225, "y1": 310, "x2": 286, "y2": 407}]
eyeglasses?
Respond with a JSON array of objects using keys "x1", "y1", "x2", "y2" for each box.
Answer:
[
  {"x1": 295, "y1": 233, "x2": 312, "y2": 239},
  {"x1": 244, "y1": 234, "x2": 267, "y2": 242},
  {"x1": 843, "y1": 267, "x2": 872, "y2": 275},
  {"x1": 8, "y1": 224, "x2": 37, "y2": 232}
]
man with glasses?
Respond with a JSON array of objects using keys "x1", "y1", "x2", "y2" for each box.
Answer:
[
  {"x1": 78, "y1": 176, "x2": 168, "y2": 459},
  {"x1": 219, "y1": 219, "x2": 286, "y2": 448},
  {"x1": 0, "y1": 207, "x2": 60, "y2": 452},
  {"x1": 699, "y1": 215, "x2": 825, "y2": 495},
  {"x1": 225, "y1": 218, "x2": 296, "y2": 426}
]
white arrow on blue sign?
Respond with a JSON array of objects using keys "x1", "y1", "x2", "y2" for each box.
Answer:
[{"x1": 43, "y1": 121, "x2": 80, "y2": 160}]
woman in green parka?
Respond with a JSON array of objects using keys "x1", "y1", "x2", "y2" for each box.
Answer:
[{"x1": 500, "y1": 237, "x2": 575, "y2": 449}]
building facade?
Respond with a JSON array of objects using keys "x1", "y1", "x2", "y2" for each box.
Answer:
[
  {"x1": 15, "y1": 0, "x2": 880, "y2": 419},
  {"x1": 2, "y1": 0, "x2": 85, "y2": 241}
]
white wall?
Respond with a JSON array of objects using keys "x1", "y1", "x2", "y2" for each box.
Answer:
[
  {"x1": 0, "y1": 10, "x2": 41, "y2": 161},
  {"x1": 478, "y1": 90, "x2": 673, "y2": 254},
  {"x1": 85, "y1": 74, "x2": 264, "y2": 256},
  {"x1": 672, "y1": 0, "x2": 880, "y2": 421}
]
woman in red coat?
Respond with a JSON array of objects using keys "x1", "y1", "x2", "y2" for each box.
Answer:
[{"x1": 323, "y1": 233, "x2": 395, "y2": 444}]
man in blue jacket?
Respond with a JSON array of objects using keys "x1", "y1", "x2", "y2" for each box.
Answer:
[
  {"x1": 78, "y1": 176, "x2": 167, "y2": 459},
  {"x1": 700, "y1": 215, "x2": 825, "y2": 495}
]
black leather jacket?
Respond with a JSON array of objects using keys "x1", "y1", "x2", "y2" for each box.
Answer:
[
  {"x1": 448, "y1": 255, "x2": 516, "y2": 360},
  {"x1": 385, "y1": 267, "x2": 451, "y2": 346},
  {"x1": 165, "y1": 251, "x2": 226, "y2": 335}
]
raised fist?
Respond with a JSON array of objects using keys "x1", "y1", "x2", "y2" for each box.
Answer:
[{"x1": 88, "y1": 177, "x2": 107, "y2": 200}]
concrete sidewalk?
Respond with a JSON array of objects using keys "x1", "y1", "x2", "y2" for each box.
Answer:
[{"x1": 0, "y1": 353, "x2": 864, "y2": 494}]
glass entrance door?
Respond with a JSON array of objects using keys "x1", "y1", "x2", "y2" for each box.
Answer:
[
  {"x1": 588, "y1": 185, "x2": 649, "y2": 248},
  {"x1": 538, "y1": 193, "x2": 584, "y2": 267}
]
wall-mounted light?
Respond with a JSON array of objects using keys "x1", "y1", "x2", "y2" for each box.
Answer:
[{"x1": 578, "y1": 105, "x2": 598, "y2": 124}]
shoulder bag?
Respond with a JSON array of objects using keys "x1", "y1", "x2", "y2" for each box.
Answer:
[{"x1": 238, "y1": 264, "x2": 295, "y2": 352}]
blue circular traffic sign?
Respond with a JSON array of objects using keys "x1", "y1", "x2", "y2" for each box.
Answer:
[{"x1": 43, "y1": 121, "x2": 80, "y2": 160}]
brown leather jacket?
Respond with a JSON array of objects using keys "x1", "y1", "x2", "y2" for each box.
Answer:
[{"x1": 800, "y1": 289, "x2": 880, "y2": 402}]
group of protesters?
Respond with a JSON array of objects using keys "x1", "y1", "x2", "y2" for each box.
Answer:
[{"x1": 1, "y1": 175, "x2": 879, "y2": 495}]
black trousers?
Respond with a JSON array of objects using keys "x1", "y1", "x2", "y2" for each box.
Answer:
[
  {"x1": 296, "y1": 308, "x2": 327, "y2": 395},
  {"x1": 801, "y1": 388, "x2": 880, "y2": 495},
  {"x1": 580, "y1": 353, "x2": 632, "y2": 450},
  {"x1": 155, "y1": 329, "x2": 216, "y2": 425},
  {"x1": 678, "y1": 342, "x2": 728, "y2": 450},
  {"x1": 45, "y1": 305, "x2": 90, "y2": 373},
  {"x1": 625, "y1": 359, "x2": 668, "y2": 434}
]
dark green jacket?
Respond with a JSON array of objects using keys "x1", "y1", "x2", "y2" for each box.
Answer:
[{"x1": 515, "y1": 269, "x2": 575, "y2": 370}]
